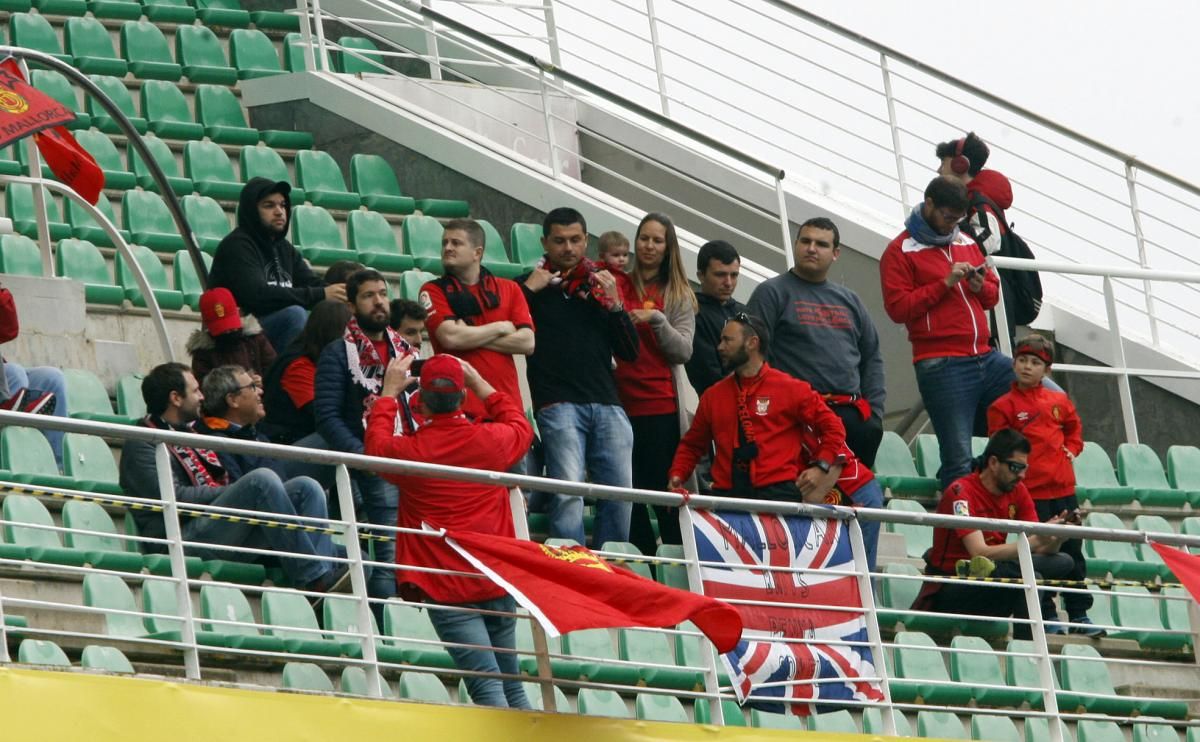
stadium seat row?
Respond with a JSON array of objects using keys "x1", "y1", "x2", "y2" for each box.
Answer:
[{"x1": 1, "y1": 0, "x2": 297, "y2": 28}]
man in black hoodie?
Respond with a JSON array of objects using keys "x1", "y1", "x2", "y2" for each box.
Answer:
[{"x1": 209, "y1": 178, "x2": 347, "y2": 352}]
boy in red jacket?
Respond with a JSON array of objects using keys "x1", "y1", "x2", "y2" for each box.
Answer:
[{"x1": 987, "y1": 334, "x2": 1102, "y2": 637}]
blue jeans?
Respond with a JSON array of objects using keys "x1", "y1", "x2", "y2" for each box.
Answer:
[
  {"x1": 5, "y1": 362, "x2": 68, "y2": 469},
  {"x1": 914, "y1": 351, "x2": 1014, "y2": 491},
  {"x1": 183, "y1": 470, "x2": 336, "y2": 586},
  {"x1": 355, "y1": 471, "x2": 398, "y2": 601},
  {"x1": 428, "y1": 595, "x2": 530, "y2": 709},
  {"x1": 852, "y1": 479, "x2": 884, "y2": 574},
  {"x1": 534, "y1": 402, "x2": 633, "y2": 547},
  {"x1": 258, "y1": 305, "x2": 308, "y2": 355}
]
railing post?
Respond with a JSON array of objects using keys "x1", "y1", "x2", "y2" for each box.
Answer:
[
  {"x1": 542, "y1": 0, "x2": 562, "y2": 68},
  {"x1": 334, "y1": 463, "x2": 384, "y2": 698},
  {"x1": 1016, "y1": 534, "x2": 1063, "y2": 742},
  {"x1": 776, "y1": 174, "x2": 793, "y2": 271},
  {"x1": 508, "y1": 486, "x2": 557, "y2": 712},
  {"x1": 848, "y1": 517, "x2": 894, "y2": 736},
  {"x1": 16, "y1": 58, "x2": 53, "y2": 276},
  {"x1": 1124, "y1": 162, "x2": 1159, "y2": 346},
  {"x1": 990, "y1": 264, "x2": 1014, "y2": 357},
  {"x1": 678, "y1": 505, "x2": 724, "y2": 725},
  {"x1": 0, "y1": 581, "x2": 10, "y2": 663},
  {"x1": 644, "y1": 0, "x2": 670, "y2": 116},
  {"x1": 538, "y1": 69, "x2": 560, "y2": 179},
  {"x1": 421, "y1": 0, "x2": 443, "y2": 81},
  {"x1": 310, "y1": 0, "x2": 330, "y2": 72},
  {"x1": 156, "y1": 442, "x2": 201, "y2": 680},
  {"x1": 879, "y1": 53, "x2": 910, "y2": 219},
  {"x1": 1102, "y1": 276, "x2": 1139, "y2": 443}
]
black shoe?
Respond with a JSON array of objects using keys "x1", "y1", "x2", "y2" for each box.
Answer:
[{"x1": 306, "y1": 564, "x2": 352, "y2": 607}]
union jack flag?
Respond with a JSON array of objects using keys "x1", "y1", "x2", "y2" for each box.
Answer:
[{"x1": 689, "y1": 509, "x2": 883, "y2": 716}]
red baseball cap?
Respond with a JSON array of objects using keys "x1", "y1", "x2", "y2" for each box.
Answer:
[
  {"x1": 200, "y1": 288, "x2": 242, "y2": 336},
  {"x1": 419, "y1": 354, "x2": 464, "y2": 393}
]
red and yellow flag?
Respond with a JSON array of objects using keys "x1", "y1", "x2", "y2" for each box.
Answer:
[{"x1": 0, "y1": 58, "x2": 75, "y2": 147}]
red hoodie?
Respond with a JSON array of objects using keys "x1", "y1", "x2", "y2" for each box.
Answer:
[
  {"x1": 967, "y1": 169, "x2": 1014, "y2": 254},
  {"x1": 879, "y1": 230, "x2": 999, "y2": 361},
  {"x1": 987, "y1": 382, "x2": 1083, "y2": 501}
]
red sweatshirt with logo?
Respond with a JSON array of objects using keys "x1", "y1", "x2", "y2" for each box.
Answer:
[
  {"x1": 879, "y1": 231, "x2": 999, "y2": 361},
  {"x1": 987, "y1": 382, "x2": 1083, "y2": 501}
]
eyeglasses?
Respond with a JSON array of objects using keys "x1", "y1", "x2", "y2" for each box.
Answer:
[
  {"x1": 232, "y1": 382, "x2": 260, "y2": 394},
  {"x1": 1002, "y1": 459, "x2": 1028, "y2": 474}
]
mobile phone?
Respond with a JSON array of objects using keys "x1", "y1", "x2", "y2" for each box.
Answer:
[
  {"x1": 1066, "y1": 509, "x2": 1083, "y2": 525},
  {"x1": 409, "y1": 358, "x2": 426, "y2": 376}
]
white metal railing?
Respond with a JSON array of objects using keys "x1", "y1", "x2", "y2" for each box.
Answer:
[{"x1": 0, "y1": 410, "x2": 1198, "y2": 737}]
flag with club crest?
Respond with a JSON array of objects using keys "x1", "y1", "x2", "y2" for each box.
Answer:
[{"x1": 689, "y1": 509, "x2": 883, "y2": 716}]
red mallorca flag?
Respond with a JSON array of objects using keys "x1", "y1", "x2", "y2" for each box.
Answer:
[
  {"x1": 33, "y1": 125, "x2": 104, "y2": 204},
  {"x1": 1151, "y1": 542, "x2": 1200, "y2": 604},
  {"x1": 0, "y1": 58, "x2": 76, "y2": 148},
  {"x1": 445, "y1": 529, "x2": 743, "y2": 653}
]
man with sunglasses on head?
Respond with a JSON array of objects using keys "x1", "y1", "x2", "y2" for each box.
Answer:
[{"x1": 916, "y1": 428, "x2": 1076, "y2": 640}]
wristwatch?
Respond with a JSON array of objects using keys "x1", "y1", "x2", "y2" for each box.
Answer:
[{"x1": 808, "y1": 459, "x2": 831, "y2": 474}]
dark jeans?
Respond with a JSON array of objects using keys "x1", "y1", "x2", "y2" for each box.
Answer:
[
  {"x1": 355, "y1": 470, "x2": 398, "y2": 602},
  {"x1": 1034, "y1": 494, "x2": 1091, "y2": 619},
  {"x1": 833, "y1": 406, "x2": 883, "y2": 470},
  {"x1": 929, "y1": 553, "x2": 1075, "y2": 639},
  {"x1": 428, "y1": 596, "x2": 531, "y2": 709},
  {"x1": 259, "y1": 305, "x2": 308, "y2": 357},
  {"x1": 628, "y1": 412, "x2": 682, "y2": 556}
]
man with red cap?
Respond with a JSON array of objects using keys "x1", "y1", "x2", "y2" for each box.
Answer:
[
  {"x1": 364, "y1": 353, "x2": 533, "y2": 710},
  {"x1": 186, "y1": 287, "x2": 276, "y2": 386}
]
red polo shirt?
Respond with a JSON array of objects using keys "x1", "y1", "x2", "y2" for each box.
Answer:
[{"x1": 928, "y1": 471, "x2": 1038, "y2": 573}]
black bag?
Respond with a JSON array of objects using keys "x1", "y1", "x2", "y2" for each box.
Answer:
[{"x1": 966, "y1": 193, "x2": 1043, "y2": 327}]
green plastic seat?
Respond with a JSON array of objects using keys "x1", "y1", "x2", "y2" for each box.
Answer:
[
  {"x1": 56, "y1": 238, "x2": 125, "y2": 305},
  {"x1": 0, "y1": 143, "x2": 23, "y2": 177},
  {"x1": 949, "y1": 634, "x2": 1031, "y2": 708},
  {"x1": 510, "y1": 222, "x2": 543, "y2": 268},
  {"x1": 116, "y1": 373, "x2": 146, "y2": 419},
  {"x1": 249, "y1": 7, "x2": 299, "y2": 31},
  {"x1": 64, "y1": 498, "x2": 142, "y2": 571},
  {"x1": 1074, "y1": 442, "x2": 1136, "y2": 506},
  {"x1": 1083, "y1": 512, "x2": 1159, "y2": 582},
  {"x1": 618, "y1": 627, "x2": 701, "y2": 690},
  {"x1": 116, "y1": 242, "x2": 186, "y2": 309},
  {"x1": 130, "y1": 134, "x2": 193, "y2": 196},
  {"x1": 1058, "y1": 643, "x2": 1140, "y2": 716},
  {"x1": 1167, "y1": 446, "x2": 1200, "y2": 507},
  {"x1": 9, "y1": 14, "x2": 72, "y2": 65},
  {"x1": 692, "y1": 699, "x2": 745, "y2": 726},
  {"x1": 334, "y1": 36, "x2": 385, "y2": 74},
  {"x1": 282, "y1": 662, "x2": 334, "y2": 691},
  {"x1": 862, "y1": 708, "x2": 912, "y2": 737},
  {"x1": 575, "y1": 688, "x2": 629, "y2": 718},
  {"x1": 63, "y1": 368, "x2": 117, "y2": 421},
  {"x1": 1133, "y1": 723, "x2": 1183, "y2": 742},
  {"x1": 86, "y1": 0, "x2": 141, "y2": 19},
  {"x1": 1024, "y1": 718, "x2": 1074, "y2": 742},
  {"x1": 18, "y1": 639, "x2": 70, "y2": 666},
  {"x1": 199, "y1": 584, "x2": 286, "y2": 652},
  {"x1": 86, "y1": 75, "x2": 148, "y2": 136},
  {"x1": 1119, "y1": 443, "x2": 1194, "y2": 507},
  {"x1": 884, "y1": 498, "x2": 932, "y2": 559},
  {"x1": 917, "y1": 710, "x2": 968, "y2": 739},
  {"x1": 260, "y1": 589, "x2": 345, "y2": 657},
  {"x1": 73, "y1": 129, "x2": 137, "y2": 190},
  {"x1": 1133, "y1": 515, "x2": 1176, "y2": 581},
  {"x1": 808, "y1": 710, "x2": 857, "y2": 733},
  {"x1": 142, "y1": 0, "x2": 195, "y2": 21},
  {"x1": 398, "y1": 671, "x2": 451, "y2": 703},
  {"x1": 1112, "y1": 586, "x2": 1190, "y2": 651},
  {"x1": 283, "y1": 32, "x2": 326, "y2": 72},
  {"x1": 633, "y1": 693, "x2": 687, "y2": 723},
  {"x1": 229, "y1": 28, "x2": 284, "y2": 80},
  {"x1": 0, "y1": 234, "x2": 43, "y2": 276},
  {"x1": 122, "y1": 190, "x2": 185, "y2": 252},
  {"x1": 350, "y1": 154, "x2": 415, "y2": 214},
  {"x1": 1161, "y1": 586, "x2": 1194, "y2": 648},
  {"x1": 65, "y1": 194, "x2": 129, "y2": 249},
  {"x1": 176, "y1": 25, "x2": 237, "y2": 85},
  {"x1": 193, "y1": 84, "x2": 259, "y2": 146},
  {"x1": 890, "y1": 630, "x2": 972, "y2": 706},
  {"x1": 348, "y1": 210, "x2": 411, "y2": 271},
  {"x1": 7, "y1": 183, "x2": 72, "y2": 241},
  {"x1": 560, "y1": 628, "x2": 641, "y2": 687},
  {"x1": 239, "y1": 145, "x2": 305, "y2": 203},
  {"x1": 878, "y1": 562, "x2": 949, "y2": 632},
  {"x1": 181, "y1": 195, "x2": 230, "y2": 254},
  {"x1": 141, "y1": 80, "x2": 205, "y2": 140},
  {"x1": 83, "y1": 573, "x2": 145, "y2": 637},
  {"x1": 513, "y1": 608, "x2": 559, "y2": 675},
  {"x1": 0, "y1": 0, "x2": 31, "y2": 12},
  {"x1": 874, "y1": 431, "x2": 940, "y2": 498},
  {"x1": 323, "y1": 597, "x2": 404, "y2": 663},
  {"x1": 292, "y1": 204, "x2": 356, "y2": 265},
  {"x1": 1, "y1": 429, "x2": 68, "y2": 489},
  {"x1": 121, "y1": 21, "x2": 182, "y2": 81},
  {"x1": 750, "y1": 710, "x2": 804, "y2": 730},
  {"x1": 521, "y1": 681, "x2": 571, "y2": 712},
  {"x1": 401, "y1": 214, "x2": 446, "y2": 273},
  {"x1": 970, "y1": 714, "x2": 1019, "y2": 741},
  {"x1": 61, "y1": 432, "x2": 123, "y2": 490},
  {"x1": 173, "y1": 250, "x2": 213, "y2": 310},
  {"x1": 477, "y1": 220, "x2": 523, "y2": 279},
  {"x1": 33, "y1": 0, "x2": 86, "y2": 15},
  {"x1": 415, "y1": 196, "x2": 469, "y2": 218},
  {"x1": 141, "y1": 578, "x2": 224, "y2": 645},
  {"x1": 65, "y1": 17, "x2": 129, "y2": 77},
  {"x1": 654, "y1": 544, "x2": 689, "y2": 590},
  {"x1": 1, "y1": 491, "x2": 88, "y2": 565},
  {"x1": 915, "y1": 433, "x2": 941, "y2": 478},
  {"x1": 195, "y1": 0, "x2": 250, "y2": 27},
  {"x1": 599, "y1": 540, "x2": 652, "y2": 580},
  {"x1": 399, "y1": 270, "x2": 436, "y2": 301},
  {"x1": 295, "y1": 150, "x2": 360, "y2": 210},
  {"x1": 971, "y1": 435, "x2": 988, "y2": 456},
  {"x1": 382, "y1": 602, "x2": 455, "y2": 669},
  {"x1": 81, "y1": 644, "x2": 135, "y2": 673},
  {"x1": 184, "y1": 140, "x2": 242, "y2": 201},
  {"x1": 1077, "y1": 720, "x2": 1129, "y2": 742},
  {"x1": 1004, "y1": 639, "x2": 1057, "y2": 711}
]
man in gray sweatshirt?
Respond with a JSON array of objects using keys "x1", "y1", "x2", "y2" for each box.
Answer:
[{"x1": 747, "y1": 217, "x2": 886, "y2": 467}]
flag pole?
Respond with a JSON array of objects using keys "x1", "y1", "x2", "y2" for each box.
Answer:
[{"x1": 678, "y1": 504, "x2": 726, "y2": 726}]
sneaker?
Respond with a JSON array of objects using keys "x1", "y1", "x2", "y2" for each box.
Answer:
[
  {"x1": 20, "y1": 389, "x2": 55, "y2": 416},
  {"x1": 1044, "y1": 623, "x2": 1067, "y2": 636},
  {"x1": 1067, "y1": 616, "x2": 1107, "y2": 638},
  {"x1": 955, "y1": 555, "x2": 996, "y2": 579},
  {"x1": 306, "y1": 564, "x2": 352, "y2": 607},
  {"x1": 0, "y1": 389, "x2": 25, "y2": 412}
]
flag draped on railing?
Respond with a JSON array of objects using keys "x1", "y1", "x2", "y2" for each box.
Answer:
[
  {"x1": 1151, "y1": 542, "x2": 1200, "y2": 603},
  {"x1": 689, "y1": 509, "x2": 883, "y2": 716}
]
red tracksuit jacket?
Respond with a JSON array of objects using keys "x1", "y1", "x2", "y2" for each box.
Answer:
[
  {"x1": 879, "y1": 230, "x2": 999, "y2": 361},
  {"x1": 987, "y1": 382, "x2": 1083, "y2": 501},
  {"x1": 669, "y1": 363, "x2": 845, "y2": 490}
]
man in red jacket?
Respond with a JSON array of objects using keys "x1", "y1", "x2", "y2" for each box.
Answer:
[
  {"x1": 364, "y1": 353, "x2": 533, "y2": 710},
  {"x1": 880, "y1": 176, "x2": 1011, "y2": 491},
  {"x1": 668, "y1": 313, "x2": 847, "y2": 504}
]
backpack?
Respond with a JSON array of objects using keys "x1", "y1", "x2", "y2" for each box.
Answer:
[{"x1": 965, "y1": 192, "x2": 1043, "y2": 327}]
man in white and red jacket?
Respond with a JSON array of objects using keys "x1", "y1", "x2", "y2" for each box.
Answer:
[{"x1": 880, "y1": 176, "x2": 1011, "y2": 491}]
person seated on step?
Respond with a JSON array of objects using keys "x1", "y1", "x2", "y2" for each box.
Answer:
[{"x1": 186, "y1": 288, "x2": 276, "y2": 386}]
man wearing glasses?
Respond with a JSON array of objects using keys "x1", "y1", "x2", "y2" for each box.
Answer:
[
  {"x1": 916, "y1": 428, "x2": 1075, "y2": 640},
  {"x1": 196, "y1": 364, "x2": 287, "y2": 480}
]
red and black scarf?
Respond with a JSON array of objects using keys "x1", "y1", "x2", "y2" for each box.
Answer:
[
  {"x1": 144, "y1": 415, "x2": 229, "y2": 487},
  {"x1": 343, "y1": 315, "x2": 411, "y2": 396},
  {"x1": 536, "y1": 254, "x2": 619, "y2": 310},
  {"x1": 432, "y1": 267, "x2": 500, "y2": 324}
]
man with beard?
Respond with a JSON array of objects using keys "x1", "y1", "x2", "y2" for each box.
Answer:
[
  {"x1": 209, "y1": 178, "x2": 346, "y2": 352},
  {"x1": 119, "y1": 362, "x2": 346, "y2": 593},
  {"x1": 915, "y1": 428, "x2": 1076, "y2": 639},
  {"x1": 186, "y1": 288, "x2": 276, "y2": 386},
  {"x1": 667, "y1": 313, "x2": 847, "y2": 503},
  {"x1": 419, "y1": 218, "x2": 534, "y2": 420},
  {"x1": 315, "y1": 269, "x2": 418, "y2": 603}
]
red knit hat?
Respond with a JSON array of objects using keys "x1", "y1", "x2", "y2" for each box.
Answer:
[
  {"x1": 419, "y1": 354, "x2": 465, "y2": 393},
  {"x1": 200, "y1": 288, "x2": 242, "y2": 336}
]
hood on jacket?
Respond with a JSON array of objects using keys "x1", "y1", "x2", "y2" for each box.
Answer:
[
  {"x1": 236, "y1": 177, "x2": 293, "y2": 249},
  {"x1": 969, "y1": 169, "x2": 1013, "y2": 211},
  {"x1": 185, "y1": 314, "x2": 265, "y2": 353}
]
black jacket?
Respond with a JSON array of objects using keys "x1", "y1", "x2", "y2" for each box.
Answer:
[
  {"x1": 119, "y1": 418, "x2": 226, "y2": 540},
  {"x1": 260, "y1": 340, "x2": 314, "y2": 444},
  {"x1": 685, "y1": 291, "x2": 744, "y2": 396},
  {"x1": 193, "y1": 416, "x2": 286, "y2": 481},
  {"x1": 208, "y1": 177, "x2": 326, "y2": 317}
]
